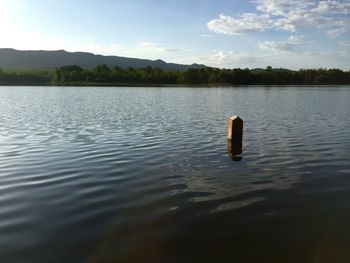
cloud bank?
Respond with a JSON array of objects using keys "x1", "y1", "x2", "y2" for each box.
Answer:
[{"x1": 208, "y1": 0, "x2": 350, "y2": 37}]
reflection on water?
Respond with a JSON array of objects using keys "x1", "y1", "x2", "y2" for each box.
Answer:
[
  {"x1": 0, "y1": 86, "x2": 350, "y2": 263},
  {"x1": 227, "y1": 140, "x2": 243, "y2": 161}
]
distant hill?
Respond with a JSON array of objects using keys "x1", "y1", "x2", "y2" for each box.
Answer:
[{"x1": 0, "y1": 48, "x2": 206, "y2": 71}]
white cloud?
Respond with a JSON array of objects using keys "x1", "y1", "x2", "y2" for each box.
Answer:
[
  {"x1": 258, "y1": 35, "x2": 304, "y2": 53},
  {"x1": 138, "y1": 42, "x2": 181, "y2": 52},
  {"x1": 174, "y1": 47, "x2": 350, "y2": 69},
  {"x1": 177, "y1": 50, "x2": 257, "y2": 68},
  {"x1": 258, "y1": 41, "x2": 299, "y2": 52},
  {"x1": 200, "y1": 34, "x2": 212, "y2": 38},
  {"x1": 339, "y1": 40, "x2": 350, "y2": 47},
  {"x1": 327, "y1": 28, "x2": 345, "y2": 37},
  {"x1": 254, "y1": 0, "x2": 315, "y2": 16},
  {"x1": 258, "y1": 45, "x2": 350, "y2": 69},
  {"x1": 292, "y1": 50, "x2": 348, "y2": 68},
  {"x1": 288, "y1": 34, "x2": 304, "y2": 41},
  {"x1": 211, "y1": 51, "x2": 257, "y2": 65},
  {"x1": 138, "y1": 42, "x2": 155, "y2": 48},
  {"x1": 207, "y1": 13, "x2": 272, "y2": 34},
  {"x1": 208, "y1": 0, "x2": 350, "y2": 37},
  {"x1": 254, "y1": 32, "x2": 350, "y2": 69}
]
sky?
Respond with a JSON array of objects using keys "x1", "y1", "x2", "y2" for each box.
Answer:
[{"x1": 0, "y1": 0, "x2": 350, "y2": 69}]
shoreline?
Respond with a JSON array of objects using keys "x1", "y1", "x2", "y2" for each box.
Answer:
[{"x1": 1, "y1": 83, "x2": 350, "y2": 88}]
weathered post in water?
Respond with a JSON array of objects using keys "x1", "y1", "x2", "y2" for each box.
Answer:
[
  {"x1": 227, "y1": 116, "x2": 243, "y2": 158},
  {"x1": 228, "y1": 115, "x2": 243, "y2": 142}
]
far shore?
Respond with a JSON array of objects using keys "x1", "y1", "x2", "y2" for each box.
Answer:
[
  {"x1": 1, "y1": 83, "x2": 350, "y2": 88},
  {"x1": 1, "y1": 65, "x2": 350, "y2": 86}
]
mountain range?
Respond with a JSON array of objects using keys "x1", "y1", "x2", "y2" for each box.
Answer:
[{"x1": 0, "y1": 48, "x2": 206, "y2": 71}]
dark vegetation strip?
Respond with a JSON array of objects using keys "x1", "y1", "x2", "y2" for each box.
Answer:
[{"x1": 1, "y1": 65, "x2": 350, "y2": 86}]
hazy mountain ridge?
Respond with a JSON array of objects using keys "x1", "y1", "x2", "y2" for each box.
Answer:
[{"x1": 0, "y1": 48, "x2": 206, "y2": 71}]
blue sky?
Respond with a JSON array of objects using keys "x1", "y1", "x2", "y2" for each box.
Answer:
[{"x1": 1, "y1": 0, "x2": 350, "y2": 69}]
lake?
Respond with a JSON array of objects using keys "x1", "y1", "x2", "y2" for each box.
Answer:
[{"x1": 0, "y1": 86, "x2": 350, "y2": 263}]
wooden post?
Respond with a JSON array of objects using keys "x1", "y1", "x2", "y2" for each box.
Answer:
[
  {"x1": 227, "y1": 115, "x2": 243, "y2": 142},
  {"x1": 227, "y1": 116, "x2": 243, "y2": 159}
]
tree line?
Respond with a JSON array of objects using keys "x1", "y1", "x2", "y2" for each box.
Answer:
[{"x1": 1, "y1": 65, "x2": 350, "y2": 85}]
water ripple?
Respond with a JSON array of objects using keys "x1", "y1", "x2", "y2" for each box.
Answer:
[{"x1": 0, "y1": 86, "x2": 350, "y2": 262}]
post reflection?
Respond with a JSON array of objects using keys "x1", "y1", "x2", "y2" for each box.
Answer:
[{"x1": 227, "y1": 140, "x2": 243, "y2": 162}]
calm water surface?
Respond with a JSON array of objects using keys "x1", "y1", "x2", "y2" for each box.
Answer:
[{"x1": 0, "y1": 86, "x2": 350, "y2": 263}]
